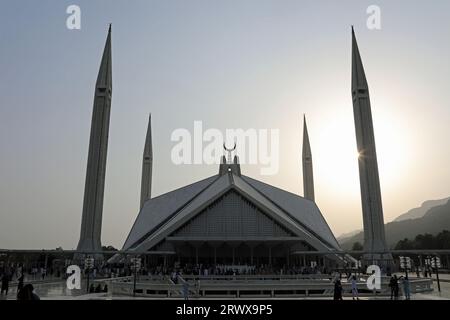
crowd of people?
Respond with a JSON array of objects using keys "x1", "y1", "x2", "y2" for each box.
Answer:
[
  {"x1": 1, "y1": 266, "x2": 40, "y2": 300},
  {"x1": 332, "y1": 273, "x2": 359, "y2": 300},
  {"x1": 0, "y1": 260, "x2": 434, "y2": 300},
  {"x1": 388, "y1": 275, "x2": 411, "y2": 300},
  {"x1": 138, "y1": 263, "x2": 330, "y2": 278},
  {"x1": 332, "y1": 273, "x2": 412, "y2": 300}
]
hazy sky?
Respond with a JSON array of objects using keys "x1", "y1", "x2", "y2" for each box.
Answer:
[{"x1": 1, "y1": 0, "x2": 449, "y2": 249}]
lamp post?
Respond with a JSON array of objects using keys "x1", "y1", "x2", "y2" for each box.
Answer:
[
  {"x1": 356, "y1": 260, "x2": 362, "y2": 277},
  {"x1": 131, "y1": 256, "x2": 142, "y2": 297},
  {"x1": 399, "y1": 256, "x2": 411, "y2": 279},
  {"x1": 431, "y1": 256, "x2": 442, "y2": 293},
  {"x1": 418, "y1": 255, "x2": 423, "y2": 276}
]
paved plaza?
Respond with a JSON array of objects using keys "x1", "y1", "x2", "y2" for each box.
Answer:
[{"x1": 1, "y1": 275, "x2": 449, "y2": 301}]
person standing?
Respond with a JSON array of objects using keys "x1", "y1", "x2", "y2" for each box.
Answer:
[
  {"x1": 351, "y1": 275, "x2": 359, "y2": 300},
  {"x1": 17, "y1": 273, "x2": 24, "y2": 296},
  {"x1": 333, "y1": 280, "x2": 343, "y2": 300},
  {"x1": 182, "y1": 281, "x2": 189, "y2": 300},
  {"x1": 389, "y1": 275, "x2": 396, "y2": 300},
  {"x1": 402, "y1": 276, "x2": 411, "y2": 300},
  {"x1": 1, "y1": 270, "x2": 11, "y2": 296},
  {"x1": 393, "y1": 275, "x2": 400, "y2": 300}
]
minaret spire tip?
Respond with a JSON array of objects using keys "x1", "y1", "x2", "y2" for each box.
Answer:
[
  {"x1": 141, "y1": 113, "x2": 153, "y2": 208},
  {"x1": 351, "y1": 25, "x2": 368, "y2": 91},
  {"x1": 302, "y1": 114, "x2": 314, "y2": 202}
]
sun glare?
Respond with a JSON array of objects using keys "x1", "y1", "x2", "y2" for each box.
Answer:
[{"x1": 312, "y1": 106, "x2": 411, "y2": 197}]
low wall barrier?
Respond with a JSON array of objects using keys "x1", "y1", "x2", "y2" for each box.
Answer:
[{"x1": 106, "y1": 275, "x2": 433, "y2": 299}]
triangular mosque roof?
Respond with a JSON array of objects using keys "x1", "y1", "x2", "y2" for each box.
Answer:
[{"x1": 121, "y1": 172, "x2": 341, "y2": 253}]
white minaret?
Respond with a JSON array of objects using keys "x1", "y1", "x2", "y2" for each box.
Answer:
[
  {"x1": 77, "y1": 26, "x2": 112, "y2": 257},
  {"x1": 351, "y1": 27, "x2": 391, "y2": 265},
  {"x1": 140, "y1": 113, "x2": 153, "y2": 209},
  {"x1": 302, "y1": 115, "x2": 315, "y2": 202}
]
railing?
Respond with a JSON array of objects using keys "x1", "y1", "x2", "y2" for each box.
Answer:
[
  {"x1": 181, "y1": 274, "x2": 336, "y2": 282},
  {"x1": 107, "y1": 275, "x2": 433, "y2": 299}
]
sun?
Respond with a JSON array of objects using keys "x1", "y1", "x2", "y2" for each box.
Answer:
[{"x1": 312, "y1": 106, "x2": 411, "y2": 197}]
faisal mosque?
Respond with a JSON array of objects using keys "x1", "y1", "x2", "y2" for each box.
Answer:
[{"x1": 75, "y1": 25, "x2": 392, "y2": 269}]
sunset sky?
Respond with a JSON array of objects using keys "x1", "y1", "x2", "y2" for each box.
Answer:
[{"x1": 1, "y1": 0, "x2": 449, "y2": 249}]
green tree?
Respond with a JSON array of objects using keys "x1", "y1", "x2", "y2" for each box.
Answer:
[
  {"x1": 435, "y1": 230, "x2": 450, "y2": 249},
  {"x1": 395, "y1": 238, "x2": 414, "y2": 250},
  {"x1": 414, "y1": 233, "x2": 435, "y2": 249},
  {"x1": 394, "y1": 230, "x2": 450, "y2": 250}
]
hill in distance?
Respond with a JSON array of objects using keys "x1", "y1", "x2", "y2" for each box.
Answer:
[
  {"x1": 394, "y1": 197, "x2": 450, "y2": 222},
  {"x1": 340, "y1": 198, "x2": 450, "y2": 250},
  {"x1": 337, "y1": 229, "x2": 362, "y2": 242}
]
